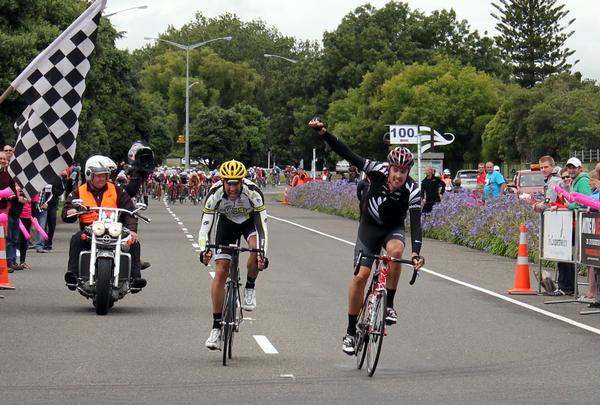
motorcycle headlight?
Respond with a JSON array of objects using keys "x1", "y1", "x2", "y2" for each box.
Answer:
[
  {"x1": 91, "y1": 221, "x2": 106, "y2": 237},
  {"x1": 108, "y1": 222, "x2": 123, "y2": 237}
]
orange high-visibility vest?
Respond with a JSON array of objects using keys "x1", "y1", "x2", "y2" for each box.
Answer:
[{"x1": 78, "y1": 182, "x2": 118, "y2": 225}]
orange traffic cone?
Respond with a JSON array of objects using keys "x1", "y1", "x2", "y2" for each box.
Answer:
[
  {"x1": 508, "y1": 224, "x2": 536, "y2": 295},
  {"x1": 0, "y1": 223, "x2": 15, "y2": 290},
  {"x1": 282, "y1": 187, "x2": 289, "y2": 205}
]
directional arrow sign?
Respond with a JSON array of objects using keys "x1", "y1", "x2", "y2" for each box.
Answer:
[{"x1": 418, "y1": 126, "x2": 455, "y2": 152}]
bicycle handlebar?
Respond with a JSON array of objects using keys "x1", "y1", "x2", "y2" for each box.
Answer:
[
  {"x1": 205, "y1": 244, "x2": 265, "y2": 255},
  {"x1": 357, "y1": 251, "x2": 420, "y2": 285}
]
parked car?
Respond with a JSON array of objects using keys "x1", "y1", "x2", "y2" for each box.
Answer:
[
  {"x1": 506, "y1": 167, "x2": 545, "y2": 200},
  {"x1": 453, "y1": 169, "x2": 479, "y2": 190}
]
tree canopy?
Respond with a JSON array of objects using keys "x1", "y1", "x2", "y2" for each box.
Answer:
[
  {"x1": 1, "y1": 0, "x2": 597, "y2": 172},
  {"x1": 492, "y1": 0, "x2": 576, "y2": 88}
]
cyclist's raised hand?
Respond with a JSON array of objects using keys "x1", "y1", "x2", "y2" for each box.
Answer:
[
  {"x1": 308, "y1": 116, "x2": 327, "y2": 134},
  {"x1": 411, "y1": 255, "x2": 425, "y2": 270},
  {"x1": 199, "y1": 249, "x2": 213, "y2": 266}
]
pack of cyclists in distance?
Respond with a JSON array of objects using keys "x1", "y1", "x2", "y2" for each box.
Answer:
[{"x1": 123, "y1": 165, "x2": 279, "y2": 205}]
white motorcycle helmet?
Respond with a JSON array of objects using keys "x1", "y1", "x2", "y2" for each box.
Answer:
[{"x1": 84, "y1": 155, "x2": 117, "y2": 181}]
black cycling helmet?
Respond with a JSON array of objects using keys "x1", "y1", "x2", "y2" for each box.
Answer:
[{"x1": 387, "y1": 147, "x2": 414, "y2": 169}]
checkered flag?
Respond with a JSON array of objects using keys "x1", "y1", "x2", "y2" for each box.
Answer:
[{"x1": 9, "y1": 0, "x2": 106, "y2": 197}]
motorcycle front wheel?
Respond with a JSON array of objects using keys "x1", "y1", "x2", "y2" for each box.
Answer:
[{"x1": 95, "y1": 257, "x2": 114, "y2": 315}]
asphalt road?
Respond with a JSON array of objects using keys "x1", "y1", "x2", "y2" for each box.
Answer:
[{"x1": 1, "y1": 186, "x2": 600, "y2": 405}]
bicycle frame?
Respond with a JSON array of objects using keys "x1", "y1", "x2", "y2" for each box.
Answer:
[
  {"x1": 354, "y1": 251, "x2": 419, "y2": 376},
  {"x1": 206, "y1": 243, "x2": 264, "y2": 366}
]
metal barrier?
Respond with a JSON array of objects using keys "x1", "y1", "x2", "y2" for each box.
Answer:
[{"x1": 539, "y1": 209, "x2": 600, "y2": 314}]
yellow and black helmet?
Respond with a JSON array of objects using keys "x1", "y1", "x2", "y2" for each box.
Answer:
[{"x1": 219, "y1": 159, "x2": 247, "y2": 180}]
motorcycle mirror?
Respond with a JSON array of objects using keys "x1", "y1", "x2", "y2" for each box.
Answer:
[
  {"x1": 72, "y1": 199, "x2": 84, "y2": 207},
  {"x1": 136, "y1": 202, "x2": 147, "y2": 210}
]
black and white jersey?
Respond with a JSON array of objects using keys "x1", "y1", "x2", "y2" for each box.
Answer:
[
  {"x1": 321, "y1": 130, "x2": 423, "y2": 254},
  {"x1": 360, "y1": 159, "x2": 421, "y2": 227}
]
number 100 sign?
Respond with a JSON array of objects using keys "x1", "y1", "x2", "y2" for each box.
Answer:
[{"x1": 388, "y1": 125, "x2": 419, "y2": 144}]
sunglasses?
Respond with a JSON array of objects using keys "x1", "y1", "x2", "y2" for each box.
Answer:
[
  {"x1": 561, "y1": 176, "x2": 570, "y2": 179},
  {"x1": 3, "y1": 149, "x2": 13, "y2": 152}
]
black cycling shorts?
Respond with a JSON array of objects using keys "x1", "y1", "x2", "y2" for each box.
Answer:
[
  {"x1": 353, "y1": 219, "x2": 406, "y2": 269},
  {"x1": 214, "y1": 216, "x2": 257, "y2": 260}
]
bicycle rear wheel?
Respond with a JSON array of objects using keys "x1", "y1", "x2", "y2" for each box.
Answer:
[
  {"x1": 221, "y1": 285, "x2": 236, "y2": 366},
  {"x1": 366, "y1": 290, "x2": 386, "y2": 377}
]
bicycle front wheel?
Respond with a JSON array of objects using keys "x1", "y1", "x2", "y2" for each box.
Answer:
[
  {"x1": 355, "y1": 304, "x2": 368, "y2": 370},
  {"x1": 221, "y1": 285, "x2": 236, "y2": 366},
  {"x1": 366, "y1": 290, "x2": 387, "y2": 377}
]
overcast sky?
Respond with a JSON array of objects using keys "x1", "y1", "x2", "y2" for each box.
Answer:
[{"x1": 105, "y1": 0, "x2": 598, "y2": 81}]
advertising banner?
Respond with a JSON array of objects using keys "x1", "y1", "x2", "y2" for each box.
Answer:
[
  {"x1": 542, "y1": 210, "x2": 573, "y2": 261},
  {"x1": 579, "y1": 212, "x2": 600, "y2": 266}
]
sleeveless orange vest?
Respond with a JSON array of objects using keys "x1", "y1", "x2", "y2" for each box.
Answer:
[{"x1": 78, "y1": 182, "x2": 118, "y2": 225}]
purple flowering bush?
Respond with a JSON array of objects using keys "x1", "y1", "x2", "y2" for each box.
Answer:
[
  {"x1": 287, "y1": 181, "x2": 541, "y2": 260},
  {"x1": 287, "y1": 180, "x2": 360, "y2": 220},
  {"x1": 422, "y1": 192, "x2": 540, "y2": 260}
]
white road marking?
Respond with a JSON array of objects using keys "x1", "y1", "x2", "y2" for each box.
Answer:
[
  {"x1": 254, "y1": 335, "x2": 278, "y2": 354},
  {"x1": 181, "y1": 227, "x2": 188, "y2": 232},
  {"x1": 268, "y1": 215, "x2": 600, "y2": 336},
  {"x1": 186, "y1": 234, "x2": 194, "y2": 239},
  {"x1": 268, "y1": 215, "x2": 354, "y2": 246},
  {"x1": 192, "y1": 243, "x2": 200, "y2": 248},
  {"x1": 279, "y1": 374, "x2": 295, "y2": 380}
]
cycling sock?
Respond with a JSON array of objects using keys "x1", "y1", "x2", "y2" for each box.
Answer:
[
  {"x1": 347, "y1": 314, "x2": 358, "y2": 336},
  {"x1": 212, "y1": 313, "x2": 221, "y2": 329},
  {"x1": 245, "y1": 276, "x2": 256, "y2": 289},
  {"x1": 386, "y1": 288, "x2": 396, "y2": 308}
]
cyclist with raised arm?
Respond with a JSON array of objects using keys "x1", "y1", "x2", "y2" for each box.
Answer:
[
  {"x1": 198, "y1": 159, "x2": 269, "y2": 350},
  {"x1": 308, "y1": 117, "x2": 425, "y2": 355}
]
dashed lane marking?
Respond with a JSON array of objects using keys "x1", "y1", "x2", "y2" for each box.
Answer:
[{"x1": 254, "y1": 335, "x2": 278, "y2": 354}]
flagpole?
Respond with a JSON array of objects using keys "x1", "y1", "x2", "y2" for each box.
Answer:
[{"x1": 0, "y1": 86, "x2": 14, "y2": 106}]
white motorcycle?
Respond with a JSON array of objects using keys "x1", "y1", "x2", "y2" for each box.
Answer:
[{"x1": 70, "y1": 199, "x2": 150, "y2": 315}]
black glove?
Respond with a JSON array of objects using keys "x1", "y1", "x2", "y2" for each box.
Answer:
[
  {"x1": 412, "y1": 255, "x2": 425, "y2": 266},
  {"x1": 308, "y1": 116, "x2": 327, "y2": 132},
  {"x1": 259, "y1": 256, "x2": 269, "y2": 271}
]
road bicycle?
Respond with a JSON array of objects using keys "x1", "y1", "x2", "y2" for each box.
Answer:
[
  {"x1": 354, "y1": 251, "x2": 419, "y2": 377},
  {"x1": 206, "y1": 243, "x2": 265, "y2": 366}
]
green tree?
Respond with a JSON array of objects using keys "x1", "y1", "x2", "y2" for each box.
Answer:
[
  {"x1": 189, "y1": 104, "x2": 268, "y2": 167},
  {"x1": 491, "y1": 0, "x2": 576, "y2": 88},
  {"x1": 482, "y1": 74, "x2": 600, "y2": 162},
  {"x1": 327, "y1": 57, "x2": 503, "y2": 168},
  {"x1": 321, "y1": 2, "x2": 503, "y2": 92}
]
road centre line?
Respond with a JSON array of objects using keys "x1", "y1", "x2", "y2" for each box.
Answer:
[
  {"x1": 267, "y1": 214, "x2": 600, "y2": 336},
  {"x1": 164, "y1": 207, "x2": 279, "y2": 355},
  {"x1": 254, "y1": 335, "x2": 278, "y2": 354}
]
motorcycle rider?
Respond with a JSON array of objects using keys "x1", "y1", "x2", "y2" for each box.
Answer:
[{"x1": 62, "y1": 155, "x2": 147, "y2": 292}]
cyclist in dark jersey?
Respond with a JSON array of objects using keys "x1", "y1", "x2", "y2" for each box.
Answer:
[{"x1": 309, "y1": 117, "x2": 425, "y2": 355}]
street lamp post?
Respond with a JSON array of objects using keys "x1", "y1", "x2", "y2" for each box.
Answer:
[
  {"x1": 145, "y1": 36, "x2": 232, "y2": 170},
  {"x1": 263, "y1": 53, "x2": 298, "y2": 64},
  {"x1": 103, "y1": 5, "x2": 148, "y2": 17}
]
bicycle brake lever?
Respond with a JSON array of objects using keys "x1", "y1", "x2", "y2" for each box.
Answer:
[{"x1": 409, "y1": 268, "x2": 419, "y2": 285}]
